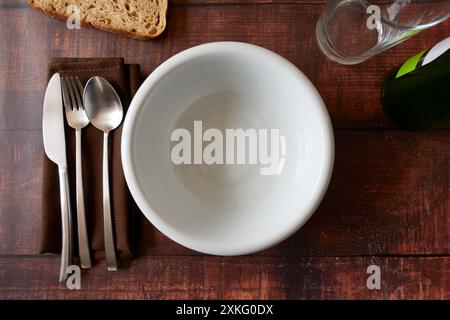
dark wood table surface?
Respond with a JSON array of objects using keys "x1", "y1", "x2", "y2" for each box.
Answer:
[{"x1": 0, "y1": 0, "x2": 449, "y2": 300}]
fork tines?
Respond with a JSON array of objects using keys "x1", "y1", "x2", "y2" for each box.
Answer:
[{"x1": 61, "y1": 76, "x2": 84, "y2": 111}]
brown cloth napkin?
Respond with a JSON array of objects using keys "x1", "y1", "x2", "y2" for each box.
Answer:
[{"x1": 40, "y1": 58, "x2": 141, "y2": 261}]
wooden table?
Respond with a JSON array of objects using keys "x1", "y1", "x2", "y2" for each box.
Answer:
[{"x1": 0, "y1": 0, "x2": 449, "y2": 300}]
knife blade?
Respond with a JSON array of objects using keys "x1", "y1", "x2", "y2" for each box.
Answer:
[{"x1": 42, "y1": 73, "x2": 73, "y2": 283}]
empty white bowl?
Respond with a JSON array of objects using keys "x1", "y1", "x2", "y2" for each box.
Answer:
[{"x1": 122, "y1": 42, "x2": 334, "y2": 255}]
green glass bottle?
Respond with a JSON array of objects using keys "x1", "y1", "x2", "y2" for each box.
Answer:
[{"x1": 382, "y1": 37, "x2": 450, "y2": 129}]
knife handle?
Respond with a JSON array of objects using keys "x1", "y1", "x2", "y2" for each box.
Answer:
[{"x1": 58, "y1": 166, "x2": 73, "y2": 283}]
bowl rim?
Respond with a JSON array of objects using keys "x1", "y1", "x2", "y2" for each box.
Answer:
[{"x1": 121, "y1": 41, "x2": 335, "y2": 255}]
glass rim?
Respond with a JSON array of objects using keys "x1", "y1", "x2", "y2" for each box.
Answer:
[{"x1": 330, "y1": 0, "x2": 450, "y2": 31}]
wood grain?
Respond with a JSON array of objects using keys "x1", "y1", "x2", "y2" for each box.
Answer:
[
  {"x1": 0, "y1": 256, "x2": 449, "y2": 299},
  {"x1": 1, "y1": 130, "x2": 447, "y2": 256},
  {"x1": 0, "y1": 2, "x2": 449, "y2": 129}
]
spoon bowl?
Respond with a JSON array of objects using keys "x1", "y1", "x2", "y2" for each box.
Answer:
[{"x1": 84, "y1": 77, "x2": 123, "y2": 132}]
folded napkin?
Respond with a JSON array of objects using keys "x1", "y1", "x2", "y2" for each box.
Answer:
[{"x1": 40, "y1": 58, "x2": 141, "y2": 261}]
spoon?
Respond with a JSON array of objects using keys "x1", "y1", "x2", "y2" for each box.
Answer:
[{"x1": 83, "y1": 76, "x2": 123, "y2": 271}]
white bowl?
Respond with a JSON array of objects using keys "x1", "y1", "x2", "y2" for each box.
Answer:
[{"x1": 122, "y1": 42, "x2": 334, "y2": 255}]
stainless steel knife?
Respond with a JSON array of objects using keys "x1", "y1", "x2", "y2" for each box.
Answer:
[{"x1": 42, "y1": 73, "x2": 73, "y2": 283}]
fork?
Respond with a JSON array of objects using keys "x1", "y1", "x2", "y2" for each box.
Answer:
[{"x1": 61, "y1": 76, "x2": 92, "y2": 269}]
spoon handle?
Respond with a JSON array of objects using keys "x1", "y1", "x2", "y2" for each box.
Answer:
[{"x1": 103, "y1": 132, "x2": 118, "y2": 271}]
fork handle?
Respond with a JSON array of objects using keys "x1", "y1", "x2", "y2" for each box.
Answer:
[
  {"x1": 58, "y1": 166, "x2": 73, "y2": 282},
  {"x1": 103, "y1": 132, "x2": 118, "y2": 271},
  {"x1": 76, "y1": 129, "x2": 92, "y2": 268}
]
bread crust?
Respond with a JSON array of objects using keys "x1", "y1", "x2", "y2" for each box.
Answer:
[{"x1": 27, "y1": 0, "x2": 167, "y2": 40}]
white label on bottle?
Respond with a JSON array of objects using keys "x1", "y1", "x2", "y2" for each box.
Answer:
[{"x1": 423, "y1": 37, "x2": 450, "y2": 66}]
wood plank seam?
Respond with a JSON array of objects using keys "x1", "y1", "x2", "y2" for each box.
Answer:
[{"x1": 0, "y1": 1, "x2": 328, "y2": 10}]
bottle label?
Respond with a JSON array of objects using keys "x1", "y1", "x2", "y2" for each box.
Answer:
[
  {"x1": 396, "y1": 49, "x2": 428, "y2": 78},
  {"x1": 422, "y1": 38, "x2": 450, "y2": 66}
]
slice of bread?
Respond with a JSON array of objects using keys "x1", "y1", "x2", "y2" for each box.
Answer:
[{"x1": 28, "y1": 0, "x2": 167, "y2": 40}]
